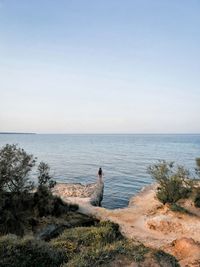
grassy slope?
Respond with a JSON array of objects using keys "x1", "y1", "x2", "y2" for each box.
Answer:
[{"x1": 0, "y1": 218, "x2": 179, "y2": 267}]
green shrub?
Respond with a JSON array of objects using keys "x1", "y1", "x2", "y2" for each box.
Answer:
[
  {"x1": 60, "y1": 239, "x2": 149, "y2": 267},
  {"x1": 0, "y1": 144, "x2": 63, "y2": 235},
  {"x1": 169, "y1": 203, "x2": 190, "y2": 214},
  {"x1": 0, "y1": 144, "x2": 35, "y2": 193},
  {"x1": 148, "y1": 161, "x2": 193, "y2": 204},
  {"x1": 52, "y1": 220, "x2": 178, "y2": 267},
  {"x1": 0, "y1": 191, "x2": 34, "y2": 236},
  {"x1": 196, "y1": 158, "x2": 200, "y2": 168},
  {"x1": 194, "y1": 187, "x2": 200, "y2": 208},
  {"x1": 52, "y1": 221, "x2": 150, "y2": 267},
  {"x1": 33, "y1": 161, "x2": 57, "y2": 217},
  {"x1": 33, "y1": 186, "x2": 54, "y2": 217},
  {"x1": 37, "y1": 161, "x2": 56, "y2": 189},
  {"x1": 0, "y1": 235, "x2": 67, "y2": 267},
  {"x1": 52, "y1": 221, "x2": 122, "y2": 248},
  {"x1": 154, "y1": 250, "x2": 180, "y2": 267},
  {"x1": 195, "y1": 158, "x2": 200, "y2": 179}
]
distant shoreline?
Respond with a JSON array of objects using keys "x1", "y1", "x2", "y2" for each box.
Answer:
[
  {"x1": 0, "y1": 132, "x2": 199, "y2": 135},
  {"x1": 0, "y1": 132, "x2": 36, "y2": 135}
]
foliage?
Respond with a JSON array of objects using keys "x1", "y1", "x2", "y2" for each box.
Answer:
[
  {"x1": 37, "y1": 162, "x2": 56, "y2": 189},
  {"x1": 195, "y1": 158, "x2": 200, "y2": 178},
  {"x1": 0, "y1": 144, "x2": 64, "y2": 236},
  {"x1": 0, "y1": 235, "x2": 67, "y2": 267},
  {"x1": 0, "y1": 191, "x2": 33, "y2": 236},
  {"x1": 62, "y1": 240, "x2": 149, "y2": 267},
  {"x1": 194, "y1": 187, "x2": 200, "y2": 208},
  {"x1": 52, "y1": 221, "x2": 122, "y2": 248},
  {"x1": 0, "y1": 144, "x2": 35, "y2": 193},
  {"x1": 33, "y1": 186, "x2": 54, "y2": 217},
  {"x1": 148, "y1": 161, "x2": 193, "y2": 204},
  {"x1": 0, "y1": 221, "x2": 179, "y2": 267},
  {"x1": 0, "y1": 145, "x2": 35, "y2": 235},
  {"x1": 154, "y1": 250, "x2": 180, "y2": 267},
  {"x1": 33, "y1": 162, "x2": 57, "y2": 217},
  {"x1": 169, "y1": 203, "x2": 191, "y2": 215},
  {"x1": 51, "y1": 221, "x2": 149, "y2": 267}
]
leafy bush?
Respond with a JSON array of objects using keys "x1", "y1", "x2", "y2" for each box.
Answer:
[
  {"x1": 148, "y1": 161, "x2": 193, "y2": 204},
  {"x1": 0, "y1": 144, "x2": 66, "y2": 236},
  {"x1": 195, "y1": 158, "x2": 200, "y2": 179},
  {"x1": 0, "y1": 144, "x2": 35, "y2": 193},
  {"x1": 194, "y1": 187, "x2": 200, "y2": 208},
  {"x1": 196, "y1": 158, "x2": 200, "y2": 168},
  {"x1": 33, "y1": 162, "x2": 57, "y2": 217},
  {"x1": 37, "y1": 162, "x2": 56, "y2": 189},
  {"x1": 169, "y1": 203, "x2": 191, "y2": 214},
  {"x1": 51, "y1": 221, "x2": 149, "y2": 267},
  {"x1": 52, "y1": 221, "x2": 122, "y2": 248},
  {"x1": 63, "y1": 240, "x2": 149, "y2": 267},
  {"x1": 154, "y1": 250, "x2": 180, "y2": 267},
  {"x1": 0, "y1": 191, "x2": 33, "y2": 236},
  {"x1": 0, "y1": 235, "x2": 67, "y2": 267}
]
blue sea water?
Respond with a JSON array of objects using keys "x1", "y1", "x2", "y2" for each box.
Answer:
[{"x1": 0, "y1": 134, "x2": 199, "y2": 209}]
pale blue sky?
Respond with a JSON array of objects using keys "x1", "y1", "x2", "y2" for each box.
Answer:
[{"x1": 0, "y1": 0, "x2": 200, "y2": 133}]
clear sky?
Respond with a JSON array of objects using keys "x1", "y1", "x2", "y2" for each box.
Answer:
[{"x1": 0, "y1": 0, "x2": 200, "y2": 133}]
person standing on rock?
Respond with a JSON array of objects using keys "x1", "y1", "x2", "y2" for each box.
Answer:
[{"x1": 98, "y1": 167, "x2": 103, "y2": 181}]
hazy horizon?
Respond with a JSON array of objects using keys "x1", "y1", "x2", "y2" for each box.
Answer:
[
  {"x1": 1, "y1": 132, "x2": 200, "y2": 135},
  {"x1": 1, "y1": 1, "x2": 200, "y2": 134}
]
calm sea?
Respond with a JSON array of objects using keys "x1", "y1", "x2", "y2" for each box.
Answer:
[{"x1": 0, "y1": 134, "x2": 199, "y2": 209}]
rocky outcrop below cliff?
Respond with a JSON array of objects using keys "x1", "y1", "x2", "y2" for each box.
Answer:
[{"x1": 52, "y1": 179, "x2": 104, "y2": 207}]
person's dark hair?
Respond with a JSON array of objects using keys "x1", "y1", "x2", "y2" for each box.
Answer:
[{"x1": 98, "y1": 167, "x2": 102, "y2": 176}]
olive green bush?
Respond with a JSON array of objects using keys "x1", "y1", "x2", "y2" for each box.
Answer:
[
  {"x1": 195, "y1": 158, "x2": 200, "y2": 181},
  {"x1": 148, "y1": 161, "x2": 194, "y2": 204},
  {"x1": 154, "y1": 250, "x2": 180, "y2": 267},
  {"x1": 0, "y1": 235, "x2": 66, "y2": 267},
  {"x1": 194, "y1": 187, "x2": 200, "y2": 208},
  {"x1": 56, "y1": 221, "x2": 178, "y2": 267},
  {"x1": 0, "y1": 221, "x2": 179, "y2": 267},
  {"x1": 52, "y1": 221, "x2": 122, "y2": 248},
  {"x1": 62, "y1": 240, "x2": 149, "y2": 267},
  {"x1": 193, "y1": 158, "x2": 200, "y2": 208},
  {"x1": 0, "y1": 144, "x2": 71, "y2": 236},
  {"x1": 52, "y1": 221, "x2": 149, "y2": 267}
]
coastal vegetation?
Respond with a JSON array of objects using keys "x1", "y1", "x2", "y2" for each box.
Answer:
[
  {"x1": 0, "y1": 221, "x2": 179, "y2": 267},
  {"x1": 194, "y1": 158, "x2": 200, "y2": 207},
  {"x1": 0, "y1": 144, "x2": 77, "y2": 236},
  {"x1": 148, "y1": 159, "x2": 200, "y2": 210},
  {"x1": 0, "y1": 144, "x2": 185, "y2": 266}
]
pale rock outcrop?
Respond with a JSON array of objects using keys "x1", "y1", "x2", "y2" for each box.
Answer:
[{"x1": 52, "y1": 179, "x2": 104, "y2": 206}]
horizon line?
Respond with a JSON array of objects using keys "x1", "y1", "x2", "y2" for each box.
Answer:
[{"x1": 0, "y1": 132, "x2": 200, "y2": 135}]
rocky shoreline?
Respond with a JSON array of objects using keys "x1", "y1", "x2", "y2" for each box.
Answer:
[{"x1": 52, "y1": 178, "x2": 104, "y2": 206}]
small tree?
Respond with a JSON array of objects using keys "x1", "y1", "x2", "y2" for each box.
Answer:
[
  {"x1": 0, "y1": 144, "x2": 57, "y2": 235},
  {"x1": 0, "y1": 144, "x2": 36, "y2": 235},
  {"x1": 38, "y1": 162, "x2": 56, "y2": 189},
  {"x1": 0, "y1": 144, "x2": 35, "y2": 193},
  {"x1": 194, "y1": 158, "x2": 200, "y2": 207},
  {"x1": 34, "y1": 162, "x2": 56, "y2": 217},
  {"x1": 195, "y1": 158, "x2": 200, "y2": 178},
  {"x1": 148, "y1": 160, "x2": 193, "y2": 204}
]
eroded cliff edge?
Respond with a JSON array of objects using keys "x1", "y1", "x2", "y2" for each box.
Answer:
[{"x1": 53, "y1": 182, "x2": 200, "y2": 267}]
